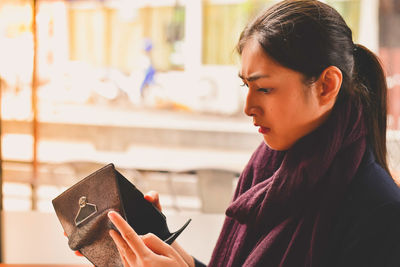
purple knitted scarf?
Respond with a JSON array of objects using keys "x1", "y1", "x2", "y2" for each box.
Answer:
[{"x1": 208, "y1": 98, "x2": 367, "y2": 267}]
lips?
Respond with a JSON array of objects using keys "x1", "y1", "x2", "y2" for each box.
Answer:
[
  {"x1": 254, "y1": 123, "x2": 270, "y2": 134},
  {"x1": 258, "y1": 126, "x2": 270, "y2": 134}
]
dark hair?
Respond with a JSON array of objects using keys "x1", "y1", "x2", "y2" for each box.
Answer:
[{"x1": 237, "y1": 0, "x2": 389, "y2": 173}]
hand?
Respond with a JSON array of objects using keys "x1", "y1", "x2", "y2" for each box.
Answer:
[
  {"x1": 143, "y1": 191, "x2": 195, "y2": 267},
  {"x1": 108, "y1": 211, "x2": 188, "y2": 267}
]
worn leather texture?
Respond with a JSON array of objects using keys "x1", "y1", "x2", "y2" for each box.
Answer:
[{"x1": 52, "y1": 163, "x2": 187, "y2": 267}]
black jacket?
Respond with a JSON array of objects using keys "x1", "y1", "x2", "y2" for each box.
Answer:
[{"x1": 327, "y1": 148, "x2": 400, "y2": 267}]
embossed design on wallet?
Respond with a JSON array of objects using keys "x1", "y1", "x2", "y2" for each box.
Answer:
[{"x1": 75, "y1": 196, "x2": 98, "y2": 226}]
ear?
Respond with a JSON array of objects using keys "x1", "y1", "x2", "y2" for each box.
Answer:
[{"x1": 316, "y1": 66, "x2": 342, "y2": 106}]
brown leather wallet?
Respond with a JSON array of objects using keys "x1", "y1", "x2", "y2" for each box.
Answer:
[{"x1": 52, "y1": 163, "x2": 191, "y2": 267}]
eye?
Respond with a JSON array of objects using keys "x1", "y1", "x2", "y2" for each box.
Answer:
[
  {"x1": 258, "y1": 88, "x2": 272, "y2": 93},
  {"x1": 240, "y1": 83, "x2": 248, "y2": 88}
]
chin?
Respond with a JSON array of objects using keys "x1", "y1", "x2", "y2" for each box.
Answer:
[{"x1": 263, "y1": 138, "x2": 290, "y2": 152}]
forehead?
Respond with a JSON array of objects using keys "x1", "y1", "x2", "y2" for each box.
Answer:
[
  {"x1": 239, "y1": 38, "x2": 280, "y2": 77},
  {"x1": 239, "y1": 38, "x2": 310, "y2": 90}
]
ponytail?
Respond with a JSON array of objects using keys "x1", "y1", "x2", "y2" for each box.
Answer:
[{"x1": 353, "y1": 44, "x2": 389, "y2": 174}]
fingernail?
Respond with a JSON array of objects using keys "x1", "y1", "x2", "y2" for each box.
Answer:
[{"x1": 108, "y1": 211, "x2": 117, "y2": 219}]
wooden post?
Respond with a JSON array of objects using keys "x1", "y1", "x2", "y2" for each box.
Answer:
[{"x1": 31, "y1": 0, "x2": 39, "y2": 210}]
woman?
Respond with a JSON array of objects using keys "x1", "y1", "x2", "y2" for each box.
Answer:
[{"x1": 108, "y1": 0, "x2": 400, "y2": 266}]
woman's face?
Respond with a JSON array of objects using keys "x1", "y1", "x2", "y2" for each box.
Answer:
[{"x1": 240, "y1": 38, "x2": 327, "y2": 151}]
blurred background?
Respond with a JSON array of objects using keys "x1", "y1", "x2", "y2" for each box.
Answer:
[{"x1": 0, "y1": 0, "x2": 399, "y2": 265}]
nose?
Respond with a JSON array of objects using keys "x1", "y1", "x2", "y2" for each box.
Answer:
[{"x1": 244, "y1": 90, "x2": 258, "y2": 117}]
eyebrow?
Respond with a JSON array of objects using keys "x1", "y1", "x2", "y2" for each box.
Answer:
[{"x1": 238, "y1": 73, "x2": 270, "y2": 82}]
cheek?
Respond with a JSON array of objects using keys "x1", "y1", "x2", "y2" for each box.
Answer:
[
  {"x1": 273, "y1": 96, "x2": 311, "y2": 131},
  {"x1": 274, "y1": 96, "x2": 302, "y2": 120}
]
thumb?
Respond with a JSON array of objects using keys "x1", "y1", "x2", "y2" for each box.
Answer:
[{"x1": 141, "y1": 233, "x2": 175, "y2": 257}]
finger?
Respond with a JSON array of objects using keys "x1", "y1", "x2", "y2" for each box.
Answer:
[
  {"x1": 116, "y1": 244, "x2": 130, "y2": 267},
  {"x1": 144, "y1": 190, "x2": 162, "y2": 211},
  {"x1": 141, "y1": 233, "x2": 188, "y2": 266},
  {"x1": 141, "y1": 233, "x2": 179, "y2": 258},
  {"x1": 110, "y1": 229, "x2": 136, "y2": 266},
  {"x1": 117, "y1": 242, "x2": 131, "y2": 267},
  {"x1": 64, "y1": 232, "x2": 84, "y2": 257},
  {"x1": 108, "y1": 211, "x2": 150, "y2": 256},
  {"x1": 74, "y1": 250, "x2": 84, "y2": 257}
]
